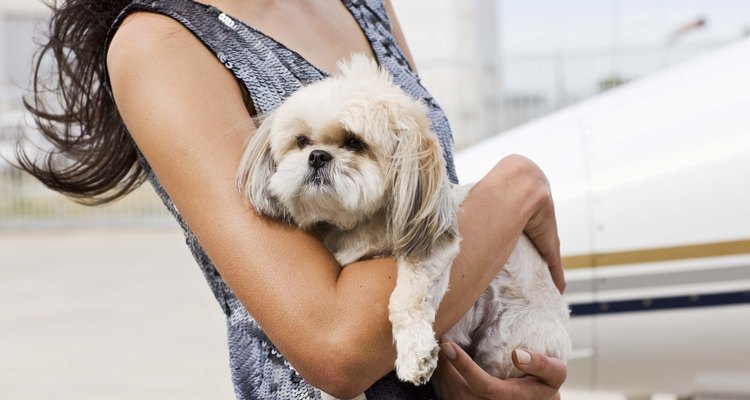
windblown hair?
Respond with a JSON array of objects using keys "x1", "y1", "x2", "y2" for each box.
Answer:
[{"x1": 15, "y1": 0, "x2": 140, "y2": 205}]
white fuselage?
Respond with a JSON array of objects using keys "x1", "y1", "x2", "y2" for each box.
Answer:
[{"x1": 455, "y1": 38, "x2": 750, "y2": 398}]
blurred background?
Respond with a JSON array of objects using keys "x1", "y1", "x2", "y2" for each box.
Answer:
[{"x1": 1, "y1": 1, "x2": 749, "y2": 399}]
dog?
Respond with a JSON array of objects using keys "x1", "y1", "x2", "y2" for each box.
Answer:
[{"x1": 237, "y1": 55, "x2": 571, "y2": 400}]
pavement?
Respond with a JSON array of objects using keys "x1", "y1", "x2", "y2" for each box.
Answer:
[
  {"x1": 0, "y1": 227, "x2": 234, "y2": 400},
  {"x1": 0, "y1": 227, "x2": 623, "y2": 400}
]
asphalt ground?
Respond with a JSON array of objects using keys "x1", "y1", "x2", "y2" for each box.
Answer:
[
  {"x1": 0, "y1": 228, "x2": 234, "y2": 400},
  {"x1": 0, "y1": 227, "x2": 622, "y2": 400}
]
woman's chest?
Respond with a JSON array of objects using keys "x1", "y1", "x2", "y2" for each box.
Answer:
[{"x1": 207, "y1": 0, "x2": 376, "y2": 74}]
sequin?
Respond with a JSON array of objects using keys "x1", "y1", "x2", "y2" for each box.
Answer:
[{"x1": 218, "y1": 12, "x2": 236, "y2": 29}]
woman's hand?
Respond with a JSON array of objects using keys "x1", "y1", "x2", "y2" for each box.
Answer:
[
  {"x1": 510, "y1": 157, "x2": 566, "y2": 293},
  {"x1": 526, "y1": 191, "x2": 565, "y2": 294},
  {"x1": 434, "y1": 342, "x2": 566, "y2": 400}
]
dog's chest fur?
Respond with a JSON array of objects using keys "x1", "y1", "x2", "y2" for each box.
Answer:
[{"x1": 314, "y1": 211, "x2": 392, "y2": 266}]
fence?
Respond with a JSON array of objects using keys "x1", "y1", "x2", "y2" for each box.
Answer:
[
  {"x1": 0, "y1": 40, "x2": 735, "y2": 227},
  {"x1": 1, "y1": 111, "x2": 173, "y2": 229}
]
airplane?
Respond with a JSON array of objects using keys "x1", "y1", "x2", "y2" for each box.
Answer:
[{"x1": 454, "y1": 38, "x2": 750, "y2": 399}]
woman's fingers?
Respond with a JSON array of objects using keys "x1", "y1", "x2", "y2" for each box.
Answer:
[
  {"x1": 439, "y1": 342, "x2": 566, "y2": 400},
  {"x1": 512, "y1": 348, "x2": 568, "y2": 390},
  {"x1": 548, "y1": 257, "x2": 566, "y2": 293},
  {"x1": 434, "y1": 350, "x2": 473, "y2": 398},
  {"x1": 441, "y1": 342, "x2": 506, "y2": 397}
]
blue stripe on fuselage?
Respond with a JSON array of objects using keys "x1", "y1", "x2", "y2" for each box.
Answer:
[{"x1": 569, "y1": 290, "x2": 750, "y2": 317}]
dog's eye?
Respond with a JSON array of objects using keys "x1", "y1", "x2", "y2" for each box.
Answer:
[
  {"x1": 296, "y1": 136, "x2": 311, "y2": 149},
  {"x1": 343, "y1": 136, "x2": 366, "y2": 152}
]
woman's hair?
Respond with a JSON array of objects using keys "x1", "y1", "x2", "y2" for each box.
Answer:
[{"x1": 16, "y1": 0, "x2": 142, "y2": 205}]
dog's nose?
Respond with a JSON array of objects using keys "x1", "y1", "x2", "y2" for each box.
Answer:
[{"x1": 308, "y1": 150, "x2": 333, "y2": 169}]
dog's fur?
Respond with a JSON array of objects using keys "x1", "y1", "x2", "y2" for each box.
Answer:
[{"x1": 237, "y1": 55, "x2": 571, "y2": 400}]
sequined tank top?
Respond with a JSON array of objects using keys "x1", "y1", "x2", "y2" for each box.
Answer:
[{"x1": 109, "y1": 0, "x2": 456, "y2": 398}]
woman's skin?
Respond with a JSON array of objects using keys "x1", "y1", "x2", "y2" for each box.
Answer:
[
  {"x1": 435, "y1": 345, "x2": 567, "y2": 399},
  {"x1": 107, "y1": 1, "x2": 566, "y2": 399}
]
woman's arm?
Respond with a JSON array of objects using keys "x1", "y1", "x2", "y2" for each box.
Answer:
[{"x1": 108, "y1": 12, "x2": 561, "y2": 399}]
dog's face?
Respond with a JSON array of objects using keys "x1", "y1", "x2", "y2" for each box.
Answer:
[
  {"x1": 259, "y1": 76, "x2": 401, "y2": 230},
  {"x1": 239, "y1": 56, "x2": 454, "y2": 255}
]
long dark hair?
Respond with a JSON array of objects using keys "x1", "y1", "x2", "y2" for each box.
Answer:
[{"x1": 15, "y1": 0, "x2": 140, "y2": 205}]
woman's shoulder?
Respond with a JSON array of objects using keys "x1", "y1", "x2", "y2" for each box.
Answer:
[
  {"x1": 107, "y1": 9, "x2": 240, "y2": 106},
  {"x1": 106, "y1": 8, "x2": 249, "y2": 149},
  {"x1": 107, "y1": 11, "x2": 200, "y2": 72}
]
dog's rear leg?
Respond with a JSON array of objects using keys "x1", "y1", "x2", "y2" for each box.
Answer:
[{"x1": 389, "y1": 240, "x2": 460, "y2": 385}]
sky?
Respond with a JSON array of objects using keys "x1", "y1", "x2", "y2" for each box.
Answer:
[
  {"x1": 394, "y1": 0, "x2": 750, "y2": 59},
  {"x1": 501, "y1": 0, "x2": 750, "y2": 54}
]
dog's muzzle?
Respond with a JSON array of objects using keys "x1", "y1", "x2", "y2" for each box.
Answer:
[
  {"x1": 307, "y1": 150, "x2": 333, "y2": 186},
  {"x1": 308, "y1": 150, "x2": 332, "y2": 170}
]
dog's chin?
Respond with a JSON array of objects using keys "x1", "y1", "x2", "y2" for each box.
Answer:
[
  {"x1": 286, "y1": 190, "x2": 367, "y2": 231},
  {"x1": 304, "y1": 170, "x2": 332, "y2": 187},
  {"x1": 268, "y1": 160, "x2": 387, "y2": 231}
]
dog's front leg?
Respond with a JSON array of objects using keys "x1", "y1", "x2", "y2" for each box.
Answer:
[{"x1": 389, "y1": 240, "x2": 460, "y2": 385}]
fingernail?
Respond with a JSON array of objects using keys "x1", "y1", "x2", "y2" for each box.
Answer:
[
  {"x1": 440, "y1": 343, "x2": 456, "y2": 360},
  {"x1": 515, "y1": 349, "x2": 532, "y2": 365}
]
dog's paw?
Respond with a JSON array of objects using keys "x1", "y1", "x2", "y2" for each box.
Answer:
[{"x1": 394, "y1": 337, "x2": 440, "y2": 385}]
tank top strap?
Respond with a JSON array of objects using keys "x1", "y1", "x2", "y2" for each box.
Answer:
[{"x1": 343, "y1": 0, "x2": 414, "y2": 76}]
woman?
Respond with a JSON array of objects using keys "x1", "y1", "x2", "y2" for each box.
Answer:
[{"x1": 19, "y1": 0, "x2": 567, "y2": 398}]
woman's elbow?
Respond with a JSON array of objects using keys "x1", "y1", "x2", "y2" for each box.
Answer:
[
  {"x1": 492, "y1": 154, "x2": 549, "y2": 189},
  {"x1": 304, "y1": 357, "x2": 376, "y2": 399},
  {"x1": 299, "y1": 335, "x2": 386, "y2": 398},
  {"x1": 488, "y1": 154, "x2": 552, "y2": 211},
  {"x1": 316, "y1": 375, "x2": 370, "y2": 400}
]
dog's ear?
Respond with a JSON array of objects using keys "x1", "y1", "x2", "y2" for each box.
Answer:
[
  {"x1": 386, "y1": 104, "x2": 458, "y2": 261},
  {"x1": 237, "y1": 113, "x2": 289, "y2": 221}
]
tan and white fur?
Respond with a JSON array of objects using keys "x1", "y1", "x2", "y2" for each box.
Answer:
[{"x1": 237, "y1": 55, "x2": 570, "y2": 400}]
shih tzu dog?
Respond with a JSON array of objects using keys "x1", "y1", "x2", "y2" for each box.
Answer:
[{"x1": 237, "y1": 55, "x2": 571, "y2": 399}]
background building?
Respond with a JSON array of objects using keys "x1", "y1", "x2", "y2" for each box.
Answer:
[{"x1": 392, "y1": 0, "x2": 749, "y2": 149}]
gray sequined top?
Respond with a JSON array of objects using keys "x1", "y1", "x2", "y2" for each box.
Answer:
[{"x1": 109, "y1": 0, "x2": 456, "y2": 398}]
